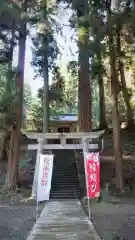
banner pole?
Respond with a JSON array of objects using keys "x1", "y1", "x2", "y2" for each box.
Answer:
[
  {"x1": 32, "y1": 139, "x2": 44, "y2": 198},
  {"x1": 82, "y1": 138, "x2": 91, "y2": 219},
  {"x1": 36, "y1": 201, "x2": 39, "y2": 221},
  {"x1": 88, "y1": 198, "x2": 91, "y2": 219}
]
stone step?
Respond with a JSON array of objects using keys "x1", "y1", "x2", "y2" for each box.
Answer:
[
  {"x1": 52, "y1": 174, "x2": 78, "y2": 177},
  {"x1": 51, "y1": 180, "x2": 79, "y2": 184},
  {"x1": 53, "y1": 169, "x2": 77, "y2": 172},
  {"x1": 53, "y1": 166, "x2": 77, "y2": 169},
  {"x1": 26, "y1": 200, "x2": 101, "y2": 240},
  {"x1": 50, "y1": 194, "x2": 81, "y2": 199},
  {"x1": 50, "y1": 191, "x2": 80, "y2": 195},
  {"x1": 50, "y1": 150, "x2": 80, "y2": 199},
  {"x1": 52, "y1": 181, "x2": 79, "y2": 185},
  {"x1": 53, "y1": 167, "x2": 77, "y2": 170},
  {"x1": 52, "y1": 181, "x2": 79, "y2": 184},
  {"x1": 51, "y1": 186, "x2": 79, "y2": 190},
  {"x1": 50, "y1": 188, "x2": 81, "y2": 193}
]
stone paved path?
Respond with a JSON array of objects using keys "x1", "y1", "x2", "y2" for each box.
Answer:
[{"x1": 27, "y1": 200, "x2": 101, "y2": 240}]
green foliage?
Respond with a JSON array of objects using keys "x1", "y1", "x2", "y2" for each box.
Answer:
[
  {"x1": 0, "y1": 65, "x2": 17, "y2": 129},
  {"x1": 29, "y1": 0, "x2": 135, "y2": 129},
  {"x1": 27, "y1": 97, "x2": 43, "y2": 125},
  {"x1": 51, "y1": 66, "x2": 65, "y2": 99},
  {"x1": 0, "y1": 64, "x2": 7, "y2": 96},
  {"x1": 3, "y1": 0, "x2": 135, "y2": 132},
  {"x1": 0, "y1": 63, "x2": 33, "y2": 129},
  {"x1": 66, "y1": 60, "x2": 78, "y2": 113},
  {"x1": 0, "y1": 0, "x2": 21, "y2": 19},
  {"x1": 49, "y1": 101, "x2": 65, "y2": 116},
  {"x1": 32, "y1": 30, "x2": 59, "y2": 76},
  {"x1": 31, "y1": 1, "x2": 60, "y2": 77},
  {"x1": 24, "y1": 83, "x2": 32, "y2": 108}
]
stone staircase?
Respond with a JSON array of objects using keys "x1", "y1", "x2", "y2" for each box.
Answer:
[
  {"x1": 50, "y1": 150, "x2": 81, "y2": 199},
  {"x1": 26, "y1": 200, "x2": 101, "y2": 240}
]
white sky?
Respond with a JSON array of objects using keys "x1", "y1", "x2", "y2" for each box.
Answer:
[{"x1": 24, "y1": 37, "x2": 43, "y2": 95}]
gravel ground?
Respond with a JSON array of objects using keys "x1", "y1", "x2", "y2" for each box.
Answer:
[
  {"x1": 1, "y1": 194, "x2": 135, "y2": 240},
  {"x1": 84, "y1": 197, "x2": 135, "y2": 240},
  {"x1": 0, "y1": 193, "x2": 44, "y2": 240}
]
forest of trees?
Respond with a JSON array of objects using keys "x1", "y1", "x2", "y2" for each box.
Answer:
[{"x1": 0, "y1": 0, "x2": 135, "y2": 194}]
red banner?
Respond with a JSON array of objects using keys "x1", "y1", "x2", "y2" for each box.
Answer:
[{"x1": 86, "y1": 153, "x2": 100, "y2": 199}]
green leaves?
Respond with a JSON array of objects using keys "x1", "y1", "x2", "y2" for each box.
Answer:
[
  {"x1": 32, "y1": 28, "x2": 59, "y2": 76},
  {"x1": 24, "y1": 83, "x2": 32, "y2": 108},
  {"x1": 0, "y1": 64, "x2": 17, "y2": 129},
  {"x1": 31, "y1": 0, "x2": 60, "y2": 77}
]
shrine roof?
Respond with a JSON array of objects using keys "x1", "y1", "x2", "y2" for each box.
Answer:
[{"x1": 50, "y1": 115, "x2": 78, "y2": 122}]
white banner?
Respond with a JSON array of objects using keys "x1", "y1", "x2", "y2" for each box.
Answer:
[
  {"x1": 37, "y1": 154, "x2": 54, "y2": 202},
  {"x1": 32, "y1": 141, "x2": 44, "y2": 199}
]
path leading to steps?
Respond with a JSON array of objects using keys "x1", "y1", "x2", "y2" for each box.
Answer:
[{"x1": 27, "y1": 200, "x2": 101, "y2": 240}]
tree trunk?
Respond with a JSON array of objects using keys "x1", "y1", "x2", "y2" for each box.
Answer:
[
  {"x1": 75, "y1": 0, "x2": 92, "y2": 132},
  {"x1": 119, "y1": 62, "x2": 133, "y2": 127},
  {"x1": 0, "y1": 22, "x2": 16, "y2": 164},
  {"x1": 99, "y1": 75, "x2": 107, "y2": 129},
  {"x1": 3, "y1": 126, "x2": 15, "y2": 190},
  {"x1": 43, "y1": 49, "x2": 49, "y2": 133},
  {"x1": 9, "y1": 0, "x2": 27, "y2": 191},
  {"x1": 0, "y1": 131, "x2": 9, "y2": 161},
  {"x1": 108, "y1": 7, "x2": 124, "y2": 193},
  {"x1": 42, "y1": 1, "x2": 49, "y2": 134},
  {"x1": 97, "y1": 55, "x2": 107, "y2": 130},
  {"x1": 110, "y1": 57, "x2": 124, "y2": 193},
  {"x1": 116, "y1": 28, "x2": 133, "y2": 128},
  {"x1": 10, "y1": 122, "x2": 21, "y2": 191},
  {"x1": 7, "y1": 20, "x2": 16, "y2": 93}
]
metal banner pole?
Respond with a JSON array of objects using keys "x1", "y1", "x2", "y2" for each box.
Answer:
[
  {"x1": 82, "y1": 138, "x2": 91, "y2": 219},
  {"x1": 32, "y1": 139, "x2": 44, "y2": 198},
  {"x1": 36, "y1": 201, "x2": 39, "y2": 220}
]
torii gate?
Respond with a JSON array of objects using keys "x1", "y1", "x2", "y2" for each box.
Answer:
[{"x1": 22, "y1": 130, "x2": 105, "y2": 198}]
